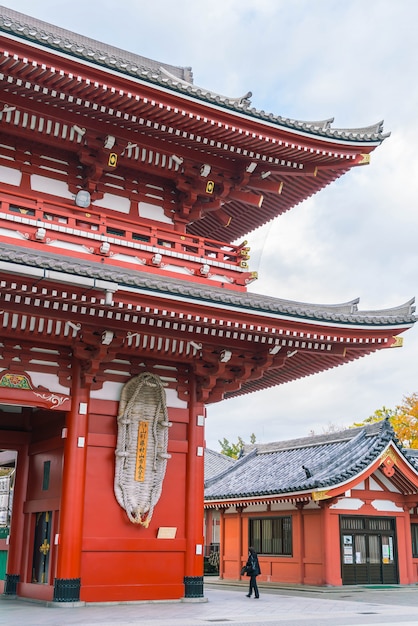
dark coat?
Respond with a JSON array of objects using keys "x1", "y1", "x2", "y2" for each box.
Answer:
[{"x1": 245, "y1": 552, "x2": 261, "y2": 576}]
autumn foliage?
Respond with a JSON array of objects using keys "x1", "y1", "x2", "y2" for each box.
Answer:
[{"x1": 353, "y1": 393, "x2": 418, "y2": 449}]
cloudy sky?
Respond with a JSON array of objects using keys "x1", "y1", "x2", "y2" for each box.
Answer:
[{"x1": 5, "y1": 0, "x2": 418, "y2": 450}]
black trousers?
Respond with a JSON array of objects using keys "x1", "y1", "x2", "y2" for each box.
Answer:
[{"x1": 248, "y1": 574, "x2": 259, "y2": 597}]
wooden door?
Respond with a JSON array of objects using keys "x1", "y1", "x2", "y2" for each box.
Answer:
[
  {"x1": 340, "y1": 516, "x2": 398, "y2": 585},
  {"x1": 31, "y1": 511, "x2": 52, "y2": 584}
]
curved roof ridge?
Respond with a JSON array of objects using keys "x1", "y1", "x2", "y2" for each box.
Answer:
[
  {"x1": 298, "y1": 118, "x2": 334, "y2": 130},
  {"x1": 331, "y1": 120, "x2": 386, "y2": 136},
  {"x1": 0, "y1": 6, "x2": 387, "y2": 144},
  {"x1": 236, "y1": 297, "x2": 362, "y2": 316},
  {"x1": 314, "y1": 422, "x2": 394, "y2": 487},
  {"x1": 304, "y1": 420, "x2": 396, "y2": 485},
  {"x1": 315, "y1": 432, "x2": 382, "y2": 484},
  {"x1": 241, "y1": 107, "x2": 388, "y2": 142},
  {"x1": 159, "y1": 66, "x2": 253, "y2": 108},
  {"x1": 244, "y1": 421, "x2": 394, "y2": 457},
  {"x1": 356, "y1": 298, "x2": 416, "y2": 317},
  {"x1": 239, "y1": 294, "x2": 416, "y2": 324},
  {"x1": 304, "y1": 429, "x2": 367, "y2": 478}
]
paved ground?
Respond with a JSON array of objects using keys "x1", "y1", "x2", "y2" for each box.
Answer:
[{"x1": 1, "y1": 579, "x2": 418, "y2": 626}]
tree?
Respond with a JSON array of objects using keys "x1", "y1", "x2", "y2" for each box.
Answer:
[
  {"x1": 392, "y1": 393, "x2": 418, "y2": 448},
  {"x1": 352, "y1": 406, "x2": 397, "y2": 427},
  {"x1": 309, "y1": 423, "x2": 348, "y2": 436},
  {"x1": 218, "y1": 433, "x2": 256, "y2": 458},
  {"x1": 352, "y1": 393, "x2": 418, "y2": 449}
]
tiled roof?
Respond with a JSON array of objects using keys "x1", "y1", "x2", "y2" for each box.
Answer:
[
  {"x1": 204, "y1": 448, "x2": 236, "y2": 480},
  {"x1": 0, "y1": 243, "x2": 415, "y2": 327},
  {"x1": 0, "y1": 7, "x2": 193, "y2": 82},
  {"x1": 204, "y1": 420, "x2": 418, "y2": 501},
  {"x1": 0, "y1": 6, "x2": 388, "y2": 144}
]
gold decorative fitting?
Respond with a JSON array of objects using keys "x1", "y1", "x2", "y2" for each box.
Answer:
[
  {"x1": 358, "y1": 153, "x2": 371, "y2": 165},
  {"x1": 312, "y1": 490, "x2": 329, "y2": 501},
  {"x1": 108, "y1": 153, "x2": 118, "y2": 167},
  {"x1": 39, "y1": 538, "x2": 50, "y2": 555},
  {"x1": 381, "y1": 453, "x2": 396, "y2": 477},
  {"x1": 391, "y1": 336, "x2": 404, "y2": 348},
  {"x1": 380, "y1": 448, "x2": 397, "y2": 464}
]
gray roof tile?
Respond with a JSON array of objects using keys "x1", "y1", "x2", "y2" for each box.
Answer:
[{"x1": 204, "y1": 448, "x2": 236, "y2": 480}]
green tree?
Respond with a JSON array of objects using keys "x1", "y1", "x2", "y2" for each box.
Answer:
[
  {"x1": 352, "y1": 406, "x2": 397, "y2": 427},
  {"x1": 218, "y1": 433, "x2": 256, "y2": 458}
]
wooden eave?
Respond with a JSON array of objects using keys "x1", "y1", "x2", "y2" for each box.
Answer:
[
  {"x1": 0, "y1": 34, "x2": 385, "y2": 242},
  {"x1": 0, "y1": 254, "x2": 412, "y2": 402},
  {"x1": 204, "y1": 493, "x2": 312, "y2": 509}
]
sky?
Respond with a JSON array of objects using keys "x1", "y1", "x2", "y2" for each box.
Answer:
[{"x1": 4, "y1": 0, "x2": 418, "y2": 450}]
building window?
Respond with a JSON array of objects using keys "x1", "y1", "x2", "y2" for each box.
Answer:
[
  {"x1": 42, "y1": 461, "x2": 50, "y2": 491},
  {"x1": 249, "y1": 517, "x2": 292, "y2": 556},
  {"x1": 411, "y1": 524, "x2": 418, "y2": 558}
]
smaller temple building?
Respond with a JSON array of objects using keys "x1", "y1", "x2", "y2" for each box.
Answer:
[{"x1": 204, "y1": 420, "x2": 418, "y2": 586}]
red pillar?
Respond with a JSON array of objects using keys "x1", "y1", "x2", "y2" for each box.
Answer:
[
  {"x1": 4, "y1": 439, "x2": 29, "y2": 595},
  {"x1": 296, "y1": 504, "x2": 305, "y2": 584},
  {"x1": 401, "y1": 507, "x2": 414, "y2": 584},
  {"x1": 237, "y1": 507, "x2": 243, "y2": 579},
  {"x1": 183, "y1": 375, "x2": 205, "y2": 598},
  {"x1": 219, "y1": 508, "x2": 225, "y2": 579},
  {"x1": 320, "y1": 502, "x2": 341, "y2": 585},
  {"x1": 320, "y1": 502, "x2": 332, "y2": 585},
  {"x1": 54, "y1": 359, "x2": 89, "y2": 602}
]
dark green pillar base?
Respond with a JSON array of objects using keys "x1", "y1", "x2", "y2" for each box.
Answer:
[
  {"x1": 184, "y1": 575, "x2": 204, "y2": 598},
  {"x1": 53, "y1": 577, "x2": 81, "y2": 602},
  {"x1": 4, "y1": 573, "x2": 19, "y2": 595}
]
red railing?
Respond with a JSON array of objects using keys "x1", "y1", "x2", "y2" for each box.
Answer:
[{"x1": 0, "y1": 189, "x2": 255, "y2": 288}]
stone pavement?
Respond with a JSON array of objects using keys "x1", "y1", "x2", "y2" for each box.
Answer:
[{"x1": 1, "y1": 579, "x2": 418, "y2": 626}]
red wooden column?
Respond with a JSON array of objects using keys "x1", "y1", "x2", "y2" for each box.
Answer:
[
  {"x1": 183, "y1": 375, "x2": 205, "y2": 598},
  {"x1": 53, "y1": 359, "x2": 89, "y2": 602},
  {"x1": 237, "y1": 507, "x2": 243, "y2": 579},
  {"x1": 320, "y1": 501, "x2": 331, "y2": 585},
  {"x1": 320, "y1": 501, "x2": 341, "y2": 585},
  {"x1": 219, "y1": 508, "x2": 225, "y2": 579},
  {"x1": 3, "y1": 437, "x2": 30, "y2": 595},
  {"x1": 401, "y1": 506, "x2": 415, "y2": 584},
  {"x1": 296, "y1": 503, "x2": 306, "y2": 584}
]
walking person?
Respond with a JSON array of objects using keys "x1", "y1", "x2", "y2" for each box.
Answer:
[{"x1": 245, "y1": 546, "x2": 261, "y2": 598}]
